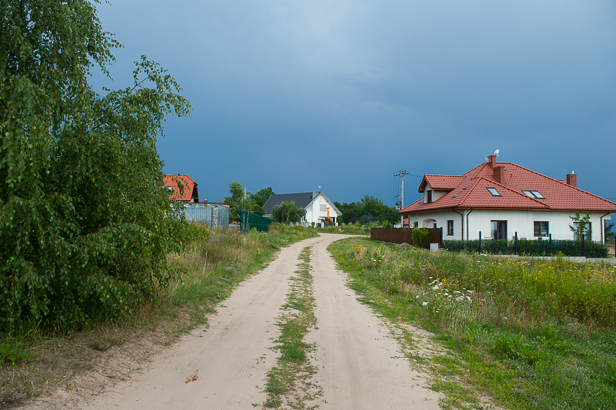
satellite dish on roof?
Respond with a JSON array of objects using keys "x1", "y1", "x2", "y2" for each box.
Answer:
[{"x1": 494, "y1": 149, "x2": 500, "y2": 156}]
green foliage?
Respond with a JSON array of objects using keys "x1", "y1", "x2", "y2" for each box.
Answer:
[
  {"x1": 250, "y1": 187, "x2": 274, "y2": 215},
  {"x1": 0, "y1": 337, "x2": 31, "y2": 365},
  {"x1": 443, "y1": 238, "x2": 608, "y2": 257},
  {"x1": 606, "y1": 222, "x2": 614, "y2": 241},
  {"x1": 411, "y1": 227, "x2": 431, "y2": 248},
  {"x1": 223, "y1": 181, "x2": 257, "y2": 221},
  {"x1": 272, "y1": 201, "x2": 307, "y2": 224},
  {"x1": 0, "y1": 1, "x2": 191, "y2": 334},
  {"x1": 334, "y1": 195, "x2": 399, "y2": 225},
  {"x1": 570, "y1": 211, "x2": 592, "y2": 240}
]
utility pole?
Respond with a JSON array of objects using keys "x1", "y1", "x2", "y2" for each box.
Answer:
[{"x1": 394, "y1": 171, "x2": 409, "y2": 226}]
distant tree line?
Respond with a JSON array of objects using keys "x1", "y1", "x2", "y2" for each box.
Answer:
[
  {"x1": 223, "y1": 182, "x2": 274, "y2": 221},
  {"x1": 334, "y1": 195, "x2": 399, "y2": 226}
]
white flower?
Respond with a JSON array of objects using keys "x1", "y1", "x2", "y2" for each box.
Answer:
[
  {"x1": 466, "y1": 296, "x2": 472, "y2": 301},
  {"x1": 453, "y1": 291, "x2": 460, "y2": 294},
  {"x1": 422, "y1": 301, "x2": 428, "y2": 306},
  {"x1": 467, "y1": 290, "x2": 473, "y2": 294},
  {"x1": 432, "y1": 285, "x2": 440, "y2": 290}
]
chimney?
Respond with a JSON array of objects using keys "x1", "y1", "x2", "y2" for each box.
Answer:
[
  {"x1": 488, "y1": 154, "x2": 497, "y2": 168},
  {"x1": 493, "y1": 166, "x2": 505, "y2": 184},
  {"x1": 566, "y1": 171, "x2": 577, "y2": 188}
]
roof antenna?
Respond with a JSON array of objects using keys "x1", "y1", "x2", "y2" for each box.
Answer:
[{"x1": 493, "y1": 149, "x2": 500, "y2": 157}]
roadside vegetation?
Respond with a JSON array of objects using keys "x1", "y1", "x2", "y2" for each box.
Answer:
[
  {"x1": 0, "y1": 225, "x2": 316, "y2": 407},
  {"x1": 329, "y1": 237, "x2": 616, "y2": 410},
  {"x1": 262, "y1": 247, "x2": 321, "y2": 409}
]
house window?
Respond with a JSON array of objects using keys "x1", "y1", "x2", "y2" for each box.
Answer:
[
  {"x1": 426, "y1": 190, "x2": 433, "y2": 203},
  {"x1": 531, "y1": 190, "x2": 545, "y2": 199},
  {"x1": 486, "y1": 187, "x2": 502, "y2": 197},
  {"x1": 573, "y1": 222, "x2": 592, "y2": 241},
  {"x1": 491, "y1": 220, "x2": 507, "y2": 240},
  {"x1": 320, "y1": 204, "x2": 327, "y2": 212},
  {"x1": 534, "y1": 221, "x2": 548, "y2": 237},
  {"x1": 414, "y1": 221, "x2": 419, "y2": 228},
  {"x1": 447, "y1": 220, "x2": 454, "y2": 236},
  {"x1": 523, "y1": 190, "x2": 546, "y2": 199}
]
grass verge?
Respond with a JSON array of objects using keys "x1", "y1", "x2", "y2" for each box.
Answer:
[
  {"x1": 0, "y1": 225, "x2": 317, "y2": 408},
  {"x1": 262, "y1": 246, "x2": 322, "y2": 409},
  {"x1": 329, "y1": 237, "x2": 616, "y2": 410}
]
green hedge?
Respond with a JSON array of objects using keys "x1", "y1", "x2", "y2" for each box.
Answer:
[{"x1": 443, "y1": 238, "x2": 608, "y2": 258}]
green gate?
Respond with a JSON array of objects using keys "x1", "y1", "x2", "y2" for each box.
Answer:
[{"x1": 239, "y1": 210, "x2": 276, "y2": 232}]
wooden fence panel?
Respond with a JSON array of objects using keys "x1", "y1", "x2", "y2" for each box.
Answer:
[{"x1": 370, "y1": 227, "x2": 443, "y2": 249}]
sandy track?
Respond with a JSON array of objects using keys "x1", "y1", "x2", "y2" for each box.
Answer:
[
  {"x1": 307, "y1": 234, "x2": 441, "y2": 409},
  {"x1": 20, "y1": 234, "x2": 441, "y2": 409}
]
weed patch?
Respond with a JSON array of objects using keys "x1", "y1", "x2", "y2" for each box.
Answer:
[{"x1": 329, "y1": 237, "x2": 616, "y2": 410}]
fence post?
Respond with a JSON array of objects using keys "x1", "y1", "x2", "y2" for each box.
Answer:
[
  {"x1": 515, "y1": 232, "x2": 518, "y2": 255},
  {"x1": 479, "y1": 231, "x2": 481, "y2": 254},
  {"x1": 549, "y1": 234, "x2": 552, "y2": 255},
  {"x1": 582, "y1": 233, "x2": 585, "y2": 257}
]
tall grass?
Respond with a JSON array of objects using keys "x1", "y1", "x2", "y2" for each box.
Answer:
[
  {"x1": 167, "y1": 224, "x2": 317, "y2": 311},
  {"x1": 0, "y1": 224, "x2": 317, "y2": 407},
  {"x1": 330, "y1": 238, "x2": 616, "y2": 410}
]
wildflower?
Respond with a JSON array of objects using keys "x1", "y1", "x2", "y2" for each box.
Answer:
[{"x1": 422, "y1": 301, "x2": 428, "y2": 306}]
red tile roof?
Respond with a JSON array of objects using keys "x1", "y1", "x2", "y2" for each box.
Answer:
[
  {"x1": 163, "y1": 174, "x2": 199, "y2": 202},
  {"x1": 401, "y1": 160, "x2": 616, "y2": 214},
  {"x1": 418, "y1": 175, "x2": 464, "y2": 192}
]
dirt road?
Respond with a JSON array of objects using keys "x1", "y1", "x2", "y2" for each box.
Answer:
[{"x1": 22, "y1": 234, "x2": 441, "y2": 409}]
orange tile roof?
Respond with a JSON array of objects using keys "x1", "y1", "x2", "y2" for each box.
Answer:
[
  {"x1": 163, "y1": 174, "x2": 198, "y2": 202},
  {"x1": 401, "y1": 160, "x2": 616, "y2": 214}
]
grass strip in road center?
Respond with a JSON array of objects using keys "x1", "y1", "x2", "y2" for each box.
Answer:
[{"x1": 262, "y1": 247, "x2": 322, "y2": 409}]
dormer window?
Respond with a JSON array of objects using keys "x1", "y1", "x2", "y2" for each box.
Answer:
[
  {"x1": 486, "y1": 187, "x2": 502, "y2": 197},
  {"x1": 427, "y1": 190, "x2": 432, "y2": 203}
]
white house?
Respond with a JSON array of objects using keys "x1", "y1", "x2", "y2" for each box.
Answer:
[
  {"x1": 399, "y1": 154, "x2": 616, "y2": 243},
  {"x1": 263, "y1": 191, "x2": 342, "y2": 225}
]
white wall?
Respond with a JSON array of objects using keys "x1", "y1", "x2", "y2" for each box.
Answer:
[
  {"x1": 404, "y1": 210, "x2": 610, "y2": 242},
  {"x1": 422, "y1": 183, "x2": 447, "y2": 203},
  {"x1": 304, "y1": 194, "x2": 340, "y2": 225}
]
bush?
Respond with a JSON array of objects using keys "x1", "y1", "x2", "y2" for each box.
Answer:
[
  {"x1": 443, "y1": 238, "x2": 608, "y2": 258},
  {"x1": 411, "y1": 228, "x2": 431, "y2": 248}
]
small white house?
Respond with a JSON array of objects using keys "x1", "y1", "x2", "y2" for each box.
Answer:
[
  {"x1": 263, "y1": 191, "x2": 342, "y2": 225},
  {"x1": 400, "y1": 154, "x2": 616, "y2": 243}
]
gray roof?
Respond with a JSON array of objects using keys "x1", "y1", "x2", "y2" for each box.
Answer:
[{"x1": 262, "y1": 192, "x2": 317, "y2": 215}]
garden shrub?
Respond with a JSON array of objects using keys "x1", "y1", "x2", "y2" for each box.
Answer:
[{"x1": 443, "y1": 238, "x2": 608, "y2": 258}]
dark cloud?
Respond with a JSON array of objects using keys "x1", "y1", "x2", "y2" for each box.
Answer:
[{"x1": 93, "y1": 1, "x2": 615, "y2": 215}]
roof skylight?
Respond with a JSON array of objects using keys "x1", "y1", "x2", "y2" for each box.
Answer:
[
  {"x1": 531, "y1": 190, "x2": 545, "y2": 199},
  {"x1": 452, "y1": 188, "x2": 467, "y2": 198},
  {"x1": 522, "y1": 190, "x2": 546, "y2": 199},
  {"x1": 486, "y1": 187, "x2": 502, "y2": 197}
]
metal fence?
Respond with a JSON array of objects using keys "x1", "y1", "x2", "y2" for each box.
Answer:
[
  {"x1": 239, "y1": 210, "x2": 276, "y2": 232},
  {"x1": 183, "y1": 203, "x2": 230, "y2": 229}
]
